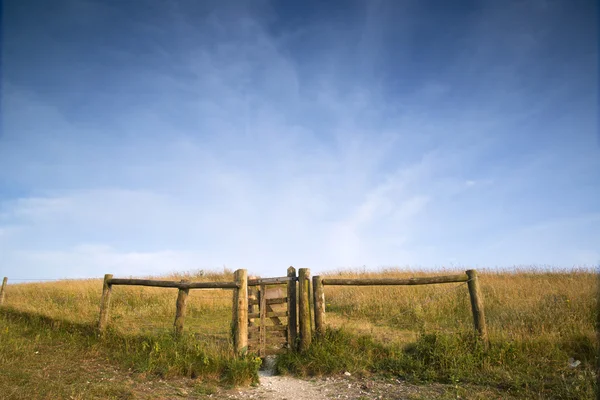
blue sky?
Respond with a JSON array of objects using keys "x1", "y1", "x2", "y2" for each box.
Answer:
[{"x1": 1, "y1": 0, "x2": 598, "y2": 279}]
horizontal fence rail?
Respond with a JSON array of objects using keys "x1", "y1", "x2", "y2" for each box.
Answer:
[
  {"x1": 98, "y1": 271, "x2": 248, "y2": 354},
  {"x1": 248, "y1": 276, "x2": 296, "y2": 286},
  {"x1": 107, "y1": 278, "x2": 239, "y2": 289},
  {"x1": 321, "y1": 274, "x2": 469, "y2": 286},
  {"x1": 313, "y1": 270, "x2": 488, "y2": 347}
]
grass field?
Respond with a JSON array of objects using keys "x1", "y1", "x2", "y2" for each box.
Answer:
[
  {"x1": 280, "y1": 268, "x2": 598, "y2": 399},
  {"x1": 0, "y1": 268, "x2": 597, "y2": 399}
]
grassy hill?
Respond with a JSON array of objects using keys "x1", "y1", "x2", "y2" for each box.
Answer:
[{"x1": 0, "y1": 268, "x2": 597, "y2": 399}]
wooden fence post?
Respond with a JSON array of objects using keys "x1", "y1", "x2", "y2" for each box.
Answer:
[
  {"x1": 98, "y1": 274, "x2": 113, "y2": 333},
  {"x1": 232, "y1": 269, "x2": 248, "y2": 354},
  {"x1": 259, "y1": 283, "x2": 267, "y2": 357},
  {"x1": 313, "y1": 275, "x2": 325, "y2": 337},
  {"x1": 248, "y1": 276, "x2": 258, "y2": 327},
  {"x1": 466, "y1": 269, "x2": 488, "y2": 346},
  {"x1": 0, "y1": 277, "x2": 7, "y2": 305},
  {"x1": 298, "y1": 268, "x2": 311, "y2": 351},
  {"x1": 287, "y1": 267, "x2": 297, "y2": 350},
  {"x1": 174, "y1": 280, "x2": 190, "y2": 337}
]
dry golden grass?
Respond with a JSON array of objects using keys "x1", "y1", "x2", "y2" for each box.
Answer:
[
  {"x1": 280, "y1": 267, "x2": 597, "y2": 399},
  {"x1": 1, "y1": 267, "x2": 597, "y2": 399},
  {"x1": 2, "y1": 270, "x2": 235, "y2": 339},
  {"x1": 0, "y1": 269, "x2": 259, "y2": 399},
  {"x1": 2, "y1": 267, "x2": 596, "y2": 348},
  {"x1": 321, "y1": 268, "x2": 596, "y2": 346}
]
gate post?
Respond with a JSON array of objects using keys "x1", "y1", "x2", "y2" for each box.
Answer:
[
  {"x1": 313, "y1": 275, "x2": 325, "y2": 337},
  {"x1": 232, "y1": 269, "x2": 248, "y2": 354},
  {"x1": 466, "y1": 269, "x2": 488, "y2": 346},
  {"x1": 298, "y1": 268, "x2": 311, "y2": 351},
  {"x1": 287, "y1": 267, "x2": 297, "y2": 349},
  {"x1": 98, "y1": 274, "x2": 113, "y2": 333}
]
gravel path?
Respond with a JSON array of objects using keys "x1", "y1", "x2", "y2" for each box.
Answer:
[
  {"x1": 223, "y1": 373, "x2": 447, "y2": 400},
  {"x1": 232, "y1": 373, "x2": 336, "y2": 399},
  {"x1": 220, "y1": 358, "x2": 445, "y2": 400}
]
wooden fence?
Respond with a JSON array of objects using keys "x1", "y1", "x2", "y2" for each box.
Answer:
[
  {"x1": 0, "y1": 268, "x2": 488, "y2": 354},
  {"x1": 312, "y1": 269, "x2": 488, "y2": 345},
  {"x1": 0, "y1": 269, "x2": 311, "y2": 356},
  {"x1": 97, "y1": 269, "x2": 249, "y2": 354}
]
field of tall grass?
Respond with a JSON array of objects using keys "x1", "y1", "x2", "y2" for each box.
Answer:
[
  {"x1": 279, "y1": 268, "x2": 597, "y2": 399},
  {"x1": 0, "y1": 267, "x2": 597, "y2": 399}
]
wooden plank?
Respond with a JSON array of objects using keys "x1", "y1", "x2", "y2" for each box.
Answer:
[
  {"x1": 321, "y1": 274, "x2": 468, "y2": 286},
  {"x1": 266, "y1": 310, "x2": 288, "y2": 318},
  {"x1": 247, "y1": 346, "x2": 287, "y2": 356},
  {"x1": 248, "y1": 340, "x2": 287, "y2": 348},
  {"x1": 108, "y1": 278, "x2": 238, "y2": 289},
  {"x1": 248, "y1": 276, "x2": 294, "y2": 286},
  {"x1": 248, "y1": 278, "x2": 258, "y2": 327},
  {"x1": 248, "y1": 331, "x2": 287, "y2": 340},
  {"x1": 248, "y1": 332, "x2": 287, "y2": 344},
  {"x1": 248, "y1": 340, "x2": 286, "y2": 345},
  {"x1": 249, "y1": 333, "x2": 287, "y2": 340},
  {"x1": 259, "y1": 283, "x2": 267, "y2": 357},
  {"x1": 248, "y1": 333, "x2": 287, "y2": 341},
  {"x1": 248, "y1": 325, "x2": 288, "y2": 333},
  {"x1": 266, "y1": 304, "x2": 284, "y2": 325},
  {"x1": 264, "y1": 286, "x2": 286, "y2": 325},
  {"x1": 248, "y1": 310, "x2": 287, "y2": 320},
  {"x1": 187, "y1": 281, "x2": 238, "y2": 289},
  {"x1": 263, "y1": 347, "x2": 288, "y2": 356},
  {"x1": 248, "y1": 336, "x2": 287, "y2": 344},
  {"x1": 108, "y1": 278, "x2": 180, "y2": 288},
  {"x1": 287, "y1": 267, "x2": 297, "y2": 350},
  {"x1": 248, "y1": 297, "x2": 287, "y2": 306},
  {"x1": 249, "y1": 311, "x2": 288, "y2": 319}
]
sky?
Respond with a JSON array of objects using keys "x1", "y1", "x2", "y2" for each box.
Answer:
[{"x1": 0, "y1": 0, "x2": 598, "y2": 280}]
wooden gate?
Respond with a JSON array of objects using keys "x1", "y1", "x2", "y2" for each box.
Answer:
[{"x1": 247, "y1": 267, "x2": 297, "y2": 357}]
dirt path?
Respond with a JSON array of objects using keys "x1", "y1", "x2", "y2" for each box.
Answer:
[
  {"x1": 222, "y1": 374, "x2": 449, "y2": 400},
  {"x1": 218, "y1": 359, "x2": 447, "y2": 400},
  {"x1": 230, "y1": 373, "x2": 336, "y2": 399}
]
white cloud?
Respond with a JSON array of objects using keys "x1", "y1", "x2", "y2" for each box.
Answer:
[
  {"x1": 1, "y1": 0, "x2": 597, "y2": 278},
  {"x1": 4, "y1": 246, "x2": 202, "y2": 279}
]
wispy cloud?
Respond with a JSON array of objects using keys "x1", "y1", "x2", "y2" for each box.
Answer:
[{"x1": 1, "y1": 0, "x2": 598, "y2": 279}]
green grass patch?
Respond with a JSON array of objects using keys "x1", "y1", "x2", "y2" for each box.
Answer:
[
  {"x1": 277, "y1": 328, "x2": 597, "y2": 399},
  {"x1": 0, "y1": 307, "x2": 260, "y2": 398}
]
